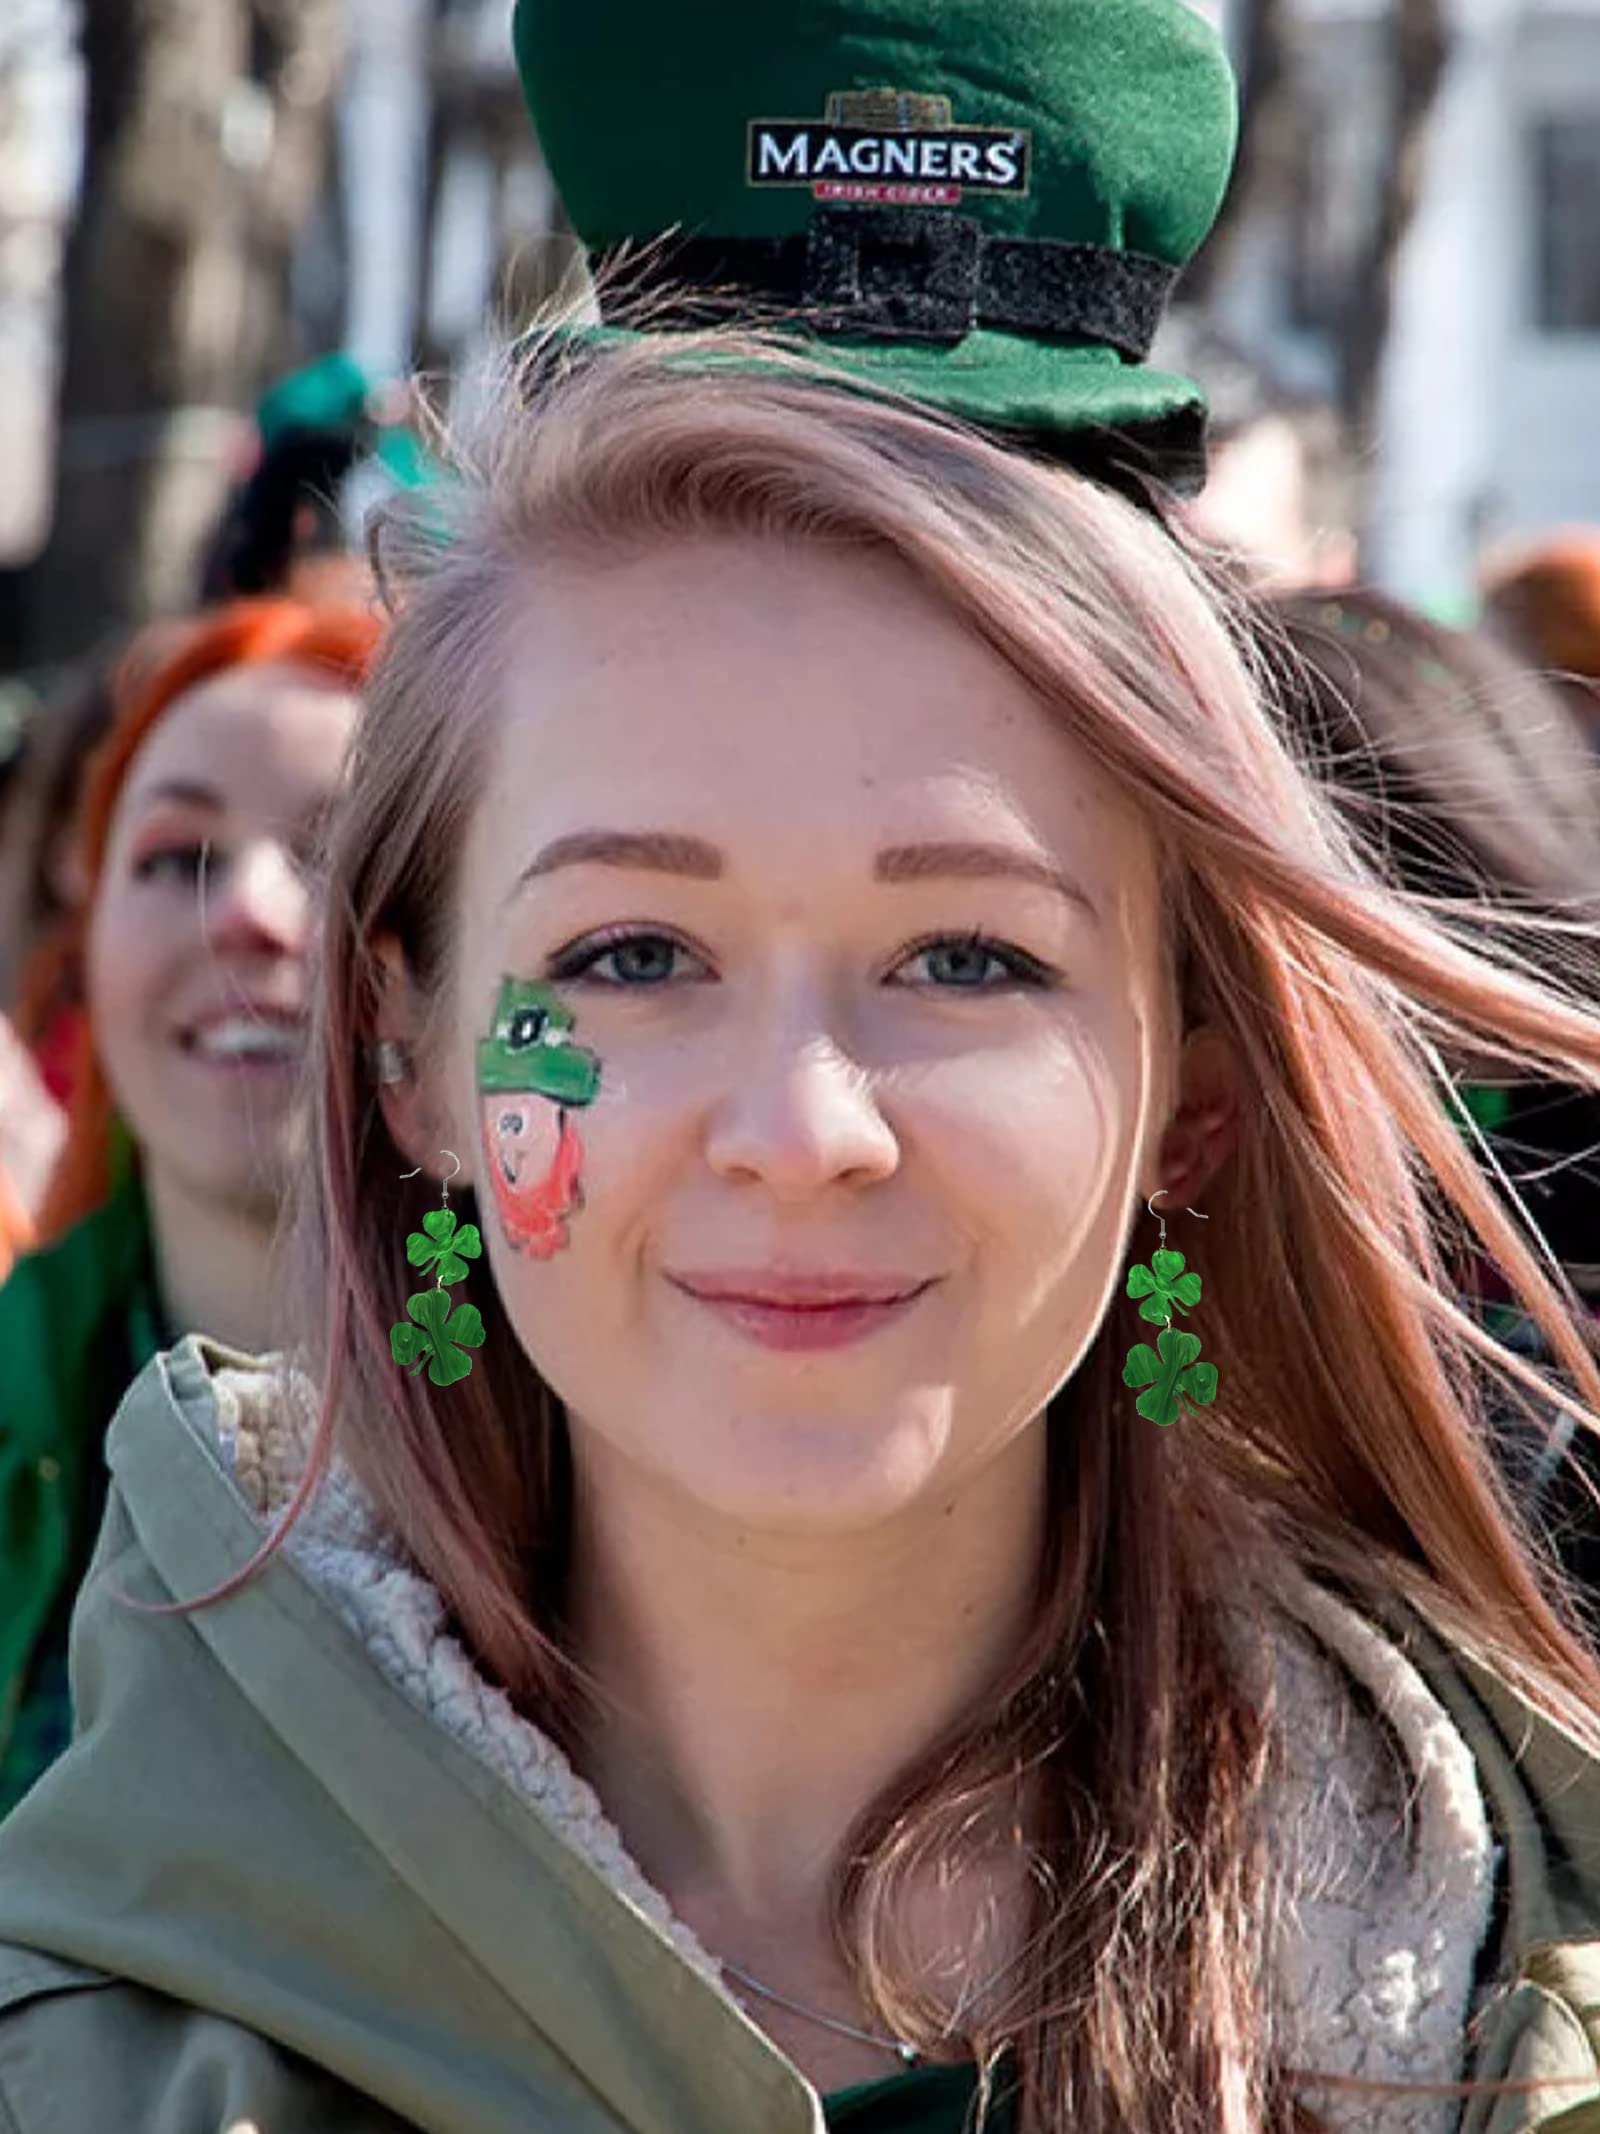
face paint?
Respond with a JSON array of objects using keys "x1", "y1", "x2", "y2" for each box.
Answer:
[{"x1": 476, "y1": 977, "x2": 602, "y2": 1258}]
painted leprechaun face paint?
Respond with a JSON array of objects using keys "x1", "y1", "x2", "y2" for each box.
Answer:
[{"x1": 476, "y1": 976, "x2": 602, "y2": 1258}]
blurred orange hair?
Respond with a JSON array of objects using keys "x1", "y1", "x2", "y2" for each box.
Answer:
[
  {"x1": 7, "y1": 598, "x2": 382, "y2": 1259},
  {"x1": 1482, "y1": 532, "x2": 1600, "y2": 682},
  {"x1": 0, "y1": 1165, "x2": 35, "y2": 1282}
]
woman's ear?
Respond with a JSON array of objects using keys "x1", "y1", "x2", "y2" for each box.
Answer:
[
  {"x1": 369, "y1": 930, "x2": 451, "y2": 1180},
  {"x1": 1143, "y1": 1024, "x2": 1241, "y2": 1210}
]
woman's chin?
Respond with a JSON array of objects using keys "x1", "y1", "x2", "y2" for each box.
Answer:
[{"x1": 652, "y1": 1407, "x2": 958, "y2": 1537}]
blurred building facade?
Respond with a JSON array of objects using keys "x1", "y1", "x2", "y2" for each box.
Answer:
[
  {"x1": 336, "y1": 0, "x2": 559, "y2": 384},
  {"x1": 1215, "y1": 0, "x2": 1600, "y2": 607},
  {"x1": 0, "y1": 0, "x2": 81, "y2": 567}
]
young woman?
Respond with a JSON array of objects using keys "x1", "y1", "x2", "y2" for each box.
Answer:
[
  {"x1": 0, "y1": 340, "x2": 1598, "y2": 2134},
  {"x1": 0, "y1": 598, "x2": 380, "y2": 1815}
]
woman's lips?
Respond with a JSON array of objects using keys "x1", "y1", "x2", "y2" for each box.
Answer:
[
  {"x1": 174, "y1": 1010, "x2": 307, "y2": 1077},
  {"x1": 667, "y1": 1274, "x2": 936, "y2": 1353}
]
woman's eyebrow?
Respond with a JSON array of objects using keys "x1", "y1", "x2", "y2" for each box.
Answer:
[
  {"x1": 876, "y1": 841, "x2": 1102, "y2": 924},
  {"x1": 504, "y1": 828, "x2": 1100, "y2": 925},
  {"x1": 132, "y1": 778, "x2": 224, "y2": 815},
  {"x1": 505, "y1": 829, "x2": 724, "y2": 905}
]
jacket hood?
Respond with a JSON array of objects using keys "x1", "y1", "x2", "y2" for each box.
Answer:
[
  {"x1": 0, "y1": 1337, "x2": 817, "y2": 2134},
  {"x1": 0, "y1": 1335, "x2": 1522, "y2": 2133}
]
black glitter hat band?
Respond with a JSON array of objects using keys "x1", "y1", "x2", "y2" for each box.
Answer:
[{"x1": 595, "y1": 211, "x2": 1178, "y2": 362}]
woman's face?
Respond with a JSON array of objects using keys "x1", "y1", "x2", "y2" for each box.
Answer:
[
  {"x1": 89, "y1": 660, "x2": 360, "y2": 1219},
  {"x1": 439, "y1": 536, "x2": 1185, "y2": 1534}
]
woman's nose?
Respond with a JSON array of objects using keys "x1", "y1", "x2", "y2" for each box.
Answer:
[
  {"x1": 200, "y1": 840, "x2": 313, "y2": 954},
  {"x1": 704, "y1": 1025, "x2": 900, "y2": 1198}
]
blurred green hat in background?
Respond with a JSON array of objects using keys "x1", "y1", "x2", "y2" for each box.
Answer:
[
  {"x1": 255, "y1": 352, "x2": 375, "y2": 451},
  {"x1": 255, "y1": 353, "x2": 434, "y2": 490},
  {"x1": 512, "y1": 0, "x2": 1238, "y2": 490}
]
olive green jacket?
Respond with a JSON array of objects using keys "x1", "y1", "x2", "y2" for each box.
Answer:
[
  {"x1": 0, "y1": 1337, "x2": 1597, "y2": 2134},
  {"x1": 0, "y1": 1149, "x2": 168, "y2": 1815}
]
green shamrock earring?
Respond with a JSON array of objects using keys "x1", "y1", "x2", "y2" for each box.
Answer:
[
  {"x1": 390, "y1": 1150, "x2": 487, "y2": 1388},
  {"x1": 1122, "y1": 1190, "x2": 1219, "y2": 1427}
]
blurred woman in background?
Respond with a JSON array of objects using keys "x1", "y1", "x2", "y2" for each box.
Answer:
[
  {"x1": 0, "y1": 641, "x2": 182, "y2": 1277},
  {"x1": 0, "y1": 597, "x2": 380, "y2": 1815}
]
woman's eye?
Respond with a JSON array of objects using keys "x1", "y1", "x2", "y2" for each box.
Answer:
[
  {"x1": 550, "y1": 932, "x2": 707, "y2": 987},
  {"x1": 891, "y1": 935, "x2": 1055, "y2": 990},
  {"x1": 133, "y1": 844, "x2": 220, "y2": 886}
]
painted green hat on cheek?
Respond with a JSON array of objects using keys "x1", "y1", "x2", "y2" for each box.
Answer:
[{"x1": 477, "y1": 978, "x2": 603, "y2": 1261}]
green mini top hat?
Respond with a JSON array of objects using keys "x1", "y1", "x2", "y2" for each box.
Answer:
[{"x1": 512, "y1": 0, "x2": 1238, "y2": 490}]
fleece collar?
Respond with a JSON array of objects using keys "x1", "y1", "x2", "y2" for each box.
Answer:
[{"x1": 198, "y1": 1347, "x2": 1496, "y2": 2134}]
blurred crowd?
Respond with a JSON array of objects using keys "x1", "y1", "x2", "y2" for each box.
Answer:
[{"x1": 1, "y1": 319, "x2": 1599, "y2": 1819}]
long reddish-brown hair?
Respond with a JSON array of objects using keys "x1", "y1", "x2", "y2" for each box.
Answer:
[
  {"x1": 262, "y1": 334, "x2": 1600, "y2": 2133},
  {"x1": 15, "y1": 597, "x2": 382, "y2": 1252}
]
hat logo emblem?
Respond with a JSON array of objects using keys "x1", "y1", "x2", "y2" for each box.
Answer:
[{"x1": 747, "y1": 87, "x2": 1031, "y2": 208}]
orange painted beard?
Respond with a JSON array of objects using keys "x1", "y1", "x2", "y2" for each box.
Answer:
[{"x1": 479, "y1": 1093, "x2": 586, "y2": 1258}]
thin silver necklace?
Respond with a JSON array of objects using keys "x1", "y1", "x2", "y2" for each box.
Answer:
[{"x1": 719, "y1": 1958, "x2": 922, "y2": 2068}]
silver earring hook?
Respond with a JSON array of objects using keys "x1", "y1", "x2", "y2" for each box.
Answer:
[
  {"x1": 401, "y1": 1150, "x2": 463, "y2": 1203},
  {"x1": 1147, "y1": 1188, "x2": 1207, "y2": 1251}
]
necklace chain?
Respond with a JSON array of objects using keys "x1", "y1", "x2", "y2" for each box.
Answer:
[{"x1": 719, "y1": 1959, "x2": 921, "y2": 2067}]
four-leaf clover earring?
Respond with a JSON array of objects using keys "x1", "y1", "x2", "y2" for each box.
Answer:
[
  {"x1": 1123, "y1": 1189, "x2": 1220, "y2": 1427},
  {"x1": 390, "y1": 1151, "x2": 487, "y2": 1388}
]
